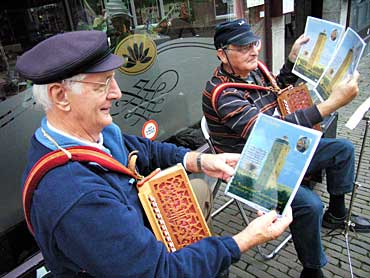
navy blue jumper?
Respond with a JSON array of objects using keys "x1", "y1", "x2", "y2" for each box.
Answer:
[{"x1": 22, "y1": 122, "x2": 240, "y2": 277}]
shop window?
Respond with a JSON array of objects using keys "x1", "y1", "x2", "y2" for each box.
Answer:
[
  {"x1": 0, "y1": 1, "x2": 69, "y2": 98},
  {"x1": 133, "y1": 0, "x2": 160, "y2": 27},
  {"x1": 1, "y1": 0, "x2": 268, "y2": 99},
  {"x1": 214, "y1": 0, "x2": 235, "y2": 19}
]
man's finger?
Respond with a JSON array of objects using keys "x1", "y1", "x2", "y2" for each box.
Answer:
[
  {"x1": 299, "y1": 36, "x2": 310, "y2": 44},
  {"x1": 260, "y1": 210, "x2": 278, "y2": 225},
  {"x1": 281, "y1": 206, "x2": 293, "y2": 224},
  {"x1": 351, "y1": 70, "x2": 360, "y2": 83},
  {"x1": 224, "y1": 153, "x2": 241, "y2": 163},
  {"x1": 216, "y1": 161, "x2": 235, "y2": 176}
]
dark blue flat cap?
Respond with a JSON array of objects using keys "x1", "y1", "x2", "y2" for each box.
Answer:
[
  {"x1": 16, "y1": 31, "x2": 123, "y2": 84},
  {"x1": 214, "y1": 19, "x2": 260, "y2": 49}
]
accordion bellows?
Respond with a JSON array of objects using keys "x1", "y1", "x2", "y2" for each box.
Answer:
[{"x1": 137, "y1": 164, "x2": 211, "y2": 252}]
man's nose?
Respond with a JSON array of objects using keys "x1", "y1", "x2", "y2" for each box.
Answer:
[
  {"x1": 107, "y1": 78, "x2": 122, "y2": 99},
  {"x1": 250, "y1": 46, "x2": 259, "y2": 55}
]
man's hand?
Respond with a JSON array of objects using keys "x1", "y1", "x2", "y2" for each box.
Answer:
[
  {"x1": 186, "y1": 152, "x2": 239, "y2": 182},
  {"x1": 317, "y1": 71, "x2": 360, "y2": 117},
  {"x1": 233, "y1": 207, "x2": 293, "y2": 253},
  {"x1": 288, "y1": 35, "x2": 309, "y2": 63}
]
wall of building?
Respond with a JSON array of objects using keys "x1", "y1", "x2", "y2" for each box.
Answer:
[
  {"x1": 322, "y1": 0, "x2": 348, "y2": 25},
  {"x1": 271, "y1": 16, "x2": 285, "y2": 74}
]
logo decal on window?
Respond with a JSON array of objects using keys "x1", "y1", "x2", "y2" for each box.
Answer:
[{"x1": 115, "y1": 34, "x2": 157, "y2": 75}]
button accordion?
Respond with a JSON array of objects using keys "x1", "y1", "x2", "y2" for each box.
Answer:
[{"x1": 137, "y1": 164, "x2": 211, "y2": 252}]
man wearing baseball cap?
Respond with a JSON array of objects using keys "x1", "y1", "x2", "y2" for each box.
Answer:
[
  {"x1": 203, "y1": 19, "x2": 370, "y2": 278},
  {"x1": 17, "y1": 30, "x2": 292, "y2": 277}
]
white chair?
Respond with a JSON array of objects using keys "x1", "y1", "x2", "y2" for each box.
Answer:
[{"x1": 200, "y1": 116, "x2": 292, "y2": 259}]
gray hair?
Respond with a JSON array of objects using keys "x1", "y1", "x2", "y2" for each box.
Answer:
[{"x1": 33, "y1": 74, "x2": 86, "y2": 111}]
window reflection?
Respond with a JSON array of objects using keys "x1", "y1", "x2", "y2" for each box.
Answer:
[
  {"x1": 214, "y1": 0, "x2": 234, "y2": 18},
  {"x1": 1, "y1": 0, "x2": 267, "y2": 99}
]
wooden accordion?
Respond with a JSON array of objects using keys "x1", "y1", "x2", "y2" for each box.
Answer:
[
  {"x1": 137, "y1": 164, "x2": 211, "y2": 252},
  {"x1": 277, "y1": 83, "x2": 321, "y2": 131},
  {"x1": 277, "y1": 83, "x2": 313, "y2": 116}
]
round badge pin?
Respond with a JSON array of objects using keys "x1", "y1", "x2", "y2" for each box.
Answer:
[{"x1": 142, "y1": 120, "x2": 159, "y2": 140}]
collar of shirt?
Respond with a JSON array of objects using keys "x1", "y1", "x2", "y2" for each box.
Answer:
[{"x1": 35, "y1": 117, "x2": 112, "y2": 156}]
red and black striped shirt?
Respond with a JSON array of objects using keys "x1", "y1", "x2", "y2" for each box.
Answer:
[{"x1": 202, "y1": 60, "x2": 322, "y2": 153}]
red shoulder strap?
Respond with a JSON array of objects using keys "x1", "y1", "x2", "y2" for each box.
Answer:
[
  {"x1": 22, "y1": 146, "x2": 139, "y2": 235},
  {"x1": 211, "y1": 61, "x2": 280, "y2": 115},
  {"x1": 256, "y1": 60, "x2": 280, "y2": 91}
]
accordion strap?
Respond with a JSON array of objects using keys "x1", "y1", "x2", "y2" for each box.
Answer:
[
  {"x1": 22, "y1": 146, "x2": 139, "y2": 235},
  {"x1": 211, "y1": 60, "x2": 280, "y2": 116}
]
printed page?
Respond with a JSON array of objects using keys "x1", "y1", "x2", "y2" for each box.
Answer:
[
  {"x1": 292, "y1": 16, "x2": 345, "y2": 86},
  {"x1": 316, "y1": 28, "x2": 366, "y2": 101},
  {"x1": 225, "y1": 114, "x2": 322, "y2": 216},
  {"x1": 345, "y1": 96, "x2": 370, "y2": 130}
]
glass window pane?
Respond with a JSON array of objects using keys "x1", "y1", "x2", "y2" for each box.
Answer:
[
  {"x1": 1, "y1": 1, "x2": 69, "y2": 97},
  {"x1": 214, "y1": 0, "x2": 234, "y2": 18},
  {"x1": 4, "y1": 0, "x2": 266, "y2": 140}
]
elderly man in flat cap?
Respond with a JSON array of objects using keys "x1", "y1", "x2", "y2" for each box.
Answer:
[
  {"x1": 17, "y1": 31, "x2": 292, "y2": 277},
  {"x1": 202, "y1": 19, "x2": 370, "y2": 278}
]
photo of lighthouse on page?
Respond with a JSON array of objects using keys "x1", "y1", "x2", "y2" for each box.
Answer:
[
  {"x1": 292, "y1": 16, "x2": 345, "y2": 86},
  {"x1": 315, "y1": 27, "x2": 366, "y2": 101},
  {"x1": 225, "y1": 114, "x2": 322, "y2": 216}
]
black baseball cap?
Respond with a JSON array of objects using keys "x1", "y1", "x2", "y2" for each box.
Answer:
[
  {"x1": 214, "y1": 19, "x2": 260, "y2": 49},
  {"x1": 16, "y1": 31, "x2": 123, "y2": 84}
]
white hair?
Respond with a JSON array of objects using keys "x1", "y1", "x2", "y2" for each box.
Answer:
[{"x1": 33, "y1": 74, "x2": 86, "y2": 111}]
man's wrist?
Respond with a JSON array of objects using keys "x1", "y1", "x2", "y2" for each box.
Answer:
[
  {"x1": 317, "y1": 100, "x2": 335, "y2": 118},
  {"x1": 287, "y1": 54, "x2": 296, "y2": 64},
  {"x1": 185, "y1": 152, "x2": 203, "y2": 173}
]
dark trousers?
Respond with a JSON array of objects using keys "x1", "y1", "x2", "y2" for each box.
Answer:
[
  {"x1": 178, "y1": 19, "x2": 197, "y2": 37},
  {"x1": 290, "y1": 138, "x2": 354, "y2": 268}
]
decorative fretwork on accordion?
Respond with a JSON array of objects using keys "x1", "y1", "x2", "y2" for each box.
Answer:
[
  {"x1": 277, "y1": 83, "x2": 321, "y2": 131},
  {"x1": 137, "y1": 164, "x2": 211, "y2": 252}
]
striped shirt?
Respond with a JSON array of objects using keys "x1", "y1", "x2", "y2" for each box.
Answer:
[{"x1": 202, "y1": 60, "x2": 322, "y2": 153}]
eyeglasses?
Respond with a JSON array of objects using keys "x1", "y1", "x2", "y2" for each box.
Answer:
[
  {"x1": 63, "y1": 74, "x2": 115, "y2": 95},
  {"x1": 224, "y1": 40, "x2": 261, "y2": 54}
]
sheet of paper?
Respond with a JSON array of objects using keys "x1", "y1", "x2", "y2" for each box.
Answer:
[
  {"x1": 316, "y1": 28, "x2": 366, "y2": 101},
  {"x1": 292, "y1": 17, "x2": 345, "y2": 86},
  {"x1": 225, "y1": 114, "x2": 322, "y2": 216},
  {"x1": 345, "y1": 97, "x2": 370, "y2": 130}
]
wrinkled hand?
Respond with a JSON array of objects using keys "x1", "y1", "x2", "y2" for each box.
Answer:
[
  {"x1": 233, "y1": 207, "x2": 293, "y2": 253},
  {"x1": 200, "y1": 153, "x2": 240, "y2": 181},
  {"x1": 186, "y1": 152, "x2": 240, "y2": 181},
  {"x1": 329, "y1": 71, "x2": 359, "y2": 107},
  {"x1": 317, "y1": 71, "x2": 360, "y2": 117},
  {"x1": 288, "y1": 35, "x2": 309, "y2": 63}
]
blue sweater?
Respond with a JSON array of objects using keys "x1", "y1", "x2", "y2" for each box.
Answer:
[{"x1": 22, "y1": 123, "x2": 240, "y2": 277}]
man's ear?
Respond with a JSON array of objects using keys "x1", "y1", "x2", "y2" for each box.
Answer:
[
  {"x1": 48, "y1": 83, "x2": 71, "y2": 111},
  {"x1": 217, "y1": 49, "x2": 228, "y2": 64}
]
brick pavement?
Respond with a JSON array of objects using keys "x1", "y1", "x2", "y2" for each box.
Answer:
[{"x1": 211, "y1": 52, "x2": 370, "y2": 278}]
